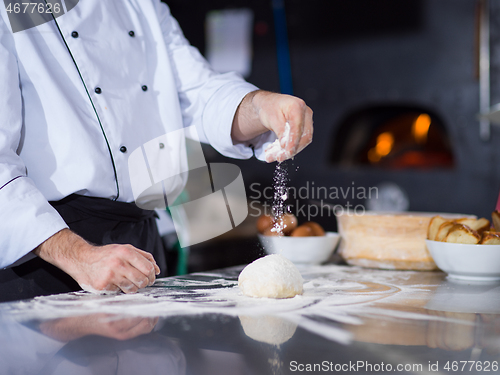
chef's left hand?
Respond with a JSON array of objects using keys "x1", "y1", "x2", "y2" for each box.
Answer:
[{"x1": 232, "y1": 90, "x2": 314, "y2": 162}]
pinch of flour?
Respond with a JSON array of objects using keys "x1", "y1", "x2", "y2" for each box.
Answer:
[
  {"x1": 79, "y1": 284, "x2": 120, "y2": 295},
  {"x1": 264, "y1": 122, "x2": 291, "y2": 162}
]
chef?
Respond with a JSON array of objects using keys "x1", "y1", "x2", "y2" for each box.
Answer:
[{"x1": 0, "y1": 1, "x2": 313, "y2": 300}]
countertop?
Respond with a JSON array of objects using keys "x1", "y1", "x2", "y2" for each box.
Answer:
[{"x1": 2, "y1": 264, "x2": 500, "y2": 375}]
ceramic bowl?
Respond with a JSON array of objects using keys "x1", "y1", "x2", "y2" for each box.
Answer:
[
  {"x1": 257, "y1": 232, "x2": 340, "y2": 265},
  {"x1": 426, "y1": 239, "x2": 500, "y2": 281}
]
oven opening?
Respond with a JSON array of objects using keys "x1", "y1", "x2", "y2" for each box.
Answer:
[{"x1": 330, "y1": 105, "x2": 455, "y2": 169}]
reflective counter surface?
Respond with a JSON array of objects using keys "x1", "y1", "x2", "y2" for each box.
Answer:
[{"x1": 2, "y1": 264, "x2": 500, "y2": 374}]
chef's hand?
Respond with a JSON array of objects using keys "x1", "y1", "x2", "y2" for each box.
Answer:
[
  {"x1": 232, "y1": 90, "x2": 313, "y2": 162},
  {"x1": 34, "y1": 229, "x2": 160, "y2": 294}
]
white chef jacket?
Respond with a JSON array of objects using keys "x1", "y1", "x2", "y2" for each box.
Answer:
[{"x1": 0, "y1": 0, "x2": 275, "y2": 268}]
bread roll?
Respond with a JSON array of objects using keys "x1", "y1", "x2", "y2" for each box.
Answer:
[
  {"x1": 480, "y1": 231, "x2": 500, "y2": 245},
  {"x1": 445, "y1": 224, "x2": 480, "y2": 244}
]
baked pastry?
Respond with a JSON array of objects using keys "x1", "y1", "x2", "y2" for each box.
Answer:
[
  {"x1": 455, "y1": 218, "x2": 490, "y2": 236},
  {"x1": 445, "y1": 224, "x2": 480, "y2": 244},
  {"x1": 435, "y1": 222, "x2": 455, "y2": 242},
  {"x1": 480, "y1": 231, "x2": 500, "y2": 245},
  {"x1": 427, "y1": 216, "x2": 448, "y2": 241},
  {"x1": 492, "y1": 211, "x2": 500, "y2": 232},
  {"x1": 427, "y1": 214, "x2": 495, "y2": 244}
]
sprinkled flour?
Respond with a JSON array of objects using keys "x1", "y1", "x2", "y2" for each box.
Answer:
[
  {"x1": 270, "y1": 162, "x2": 289, "y2": 236},
  {"x1": 79, "y1": 284, "x2": 120, "y2": 295},
  {"x1": 0, "y1": 265, "x2": 452, "y2": 346},
  {"x1": 263, "y1": 122, "x2": 293, "y2": 236}
]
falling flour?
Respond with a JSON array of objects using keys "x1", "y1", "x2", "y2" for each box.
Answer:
[
  {"x1": 270, "y1": 161, "x2": 289, "y2": 235},
  {"x1": 263, "y1": 122, "x2": 293, "y2": 236}
]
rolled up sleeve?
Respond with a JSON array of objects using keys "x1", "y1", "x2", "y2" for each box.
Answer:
[
  {"x1": 155, "y1": 1, "x2": 275, "y2": 161},
  {"x1": 0, "y1": 15, "x2": 67, "y2": 269}
]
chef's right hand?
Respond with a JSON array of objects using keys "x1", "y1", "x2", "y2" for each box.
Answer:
[{"x1": 34, "y1": 228, "x2": 160, "y2": 294}]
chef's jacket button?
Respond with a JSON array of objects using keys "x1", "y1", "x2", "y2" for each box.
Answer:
[
  {"x1": 129, "y1": 30, "x2": 135, "y2": 37},
  {"x1": 71, "y1": 31, "x2": 79, "y2": 38},
  {"x1": 95, "y1": 87, "x2": 102, "y2": 94},
  {"x1": 120, "y1": 146, "x2": 127, "y2": 153},
  {"x1": 142, "y1": 85, "x2": 148, "y2": 92},
  {"x1": 159, "y1": 143, "x2": 165, "y2": 149}
]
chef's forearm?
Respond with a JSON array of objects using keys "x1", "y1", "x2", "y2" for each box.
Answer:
[
  {"x1": 33, "y1": 229, "x2": 160, "y2": 294},
  {"x1": 33, "y1": 229, "x2": 89, "y2": 277}
]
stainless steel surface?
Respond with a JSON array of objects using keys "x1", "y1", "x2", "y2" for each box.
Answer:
[{"x1": 2, "y1": 265, "x2": 500, "y2": 374}]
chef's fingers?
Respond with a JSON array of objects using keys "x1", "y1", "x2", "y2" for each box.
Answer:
[
  {"x1": 295, "y1": 106, "x2": 314, "y2": 154},
  {"x1": 125, "y1": 246, "x2": 158, "y2": 282},
  {"x1": 109, "y1": 245, "x2": 156, "y2": 288},
  {"x1": 278, "y1": 99, "x2": 313, "y2": 161},
  {"x1": 135, "y1": 248, "x2": 161, "y2": 276},
  {"x1": 121, "y1": 265, "x2": 152, "y2": 292},
  {"x1": 282, "y1": 99, "x2": 307, "y2": 155},
  {"x1": 126, "y1": 249, "x2": 157, "y2": 287},
  {"x1": 115, "y1": 277, "x2": 142, "y2": 294}
]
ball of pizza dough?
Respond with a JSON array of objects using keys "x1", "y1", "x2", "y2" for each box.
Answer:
[{"x1": 238, "y1": 254, "x2": 303, "y2": 298}]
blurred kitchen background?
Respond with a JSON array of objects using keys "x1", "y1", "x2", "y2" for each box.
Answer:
[{"x1": 162, "y1": 0, "x2": 500, "y2": 273}]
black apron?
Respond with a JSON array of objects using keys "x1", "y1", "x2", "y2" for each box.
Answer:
[{"x1": 0, "y1": 194, "x2": 167, "y2": 302}]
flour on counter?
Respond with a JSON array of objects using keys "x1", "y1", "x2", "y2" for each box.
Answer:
[
  {"x1": 0, "y1": 265, "x2": 449, "y2": 347},
  {"x1": 79, "y1": 284, "x2": 120, "y2": 295}
]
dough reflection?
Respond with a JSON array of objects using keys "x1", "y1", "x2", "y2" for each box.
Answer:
[{"x1": 239, "y1": 315, "x2": 298, "y2": 345}]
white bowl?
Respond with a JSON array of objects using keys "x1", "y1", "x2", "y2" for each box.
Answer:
[
  {"x1": 426, "y1": 239, "x2": 500, "y2": 281},
  {"x1": 257, "y1": 232, "x2": 340, "y2": 265}
]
